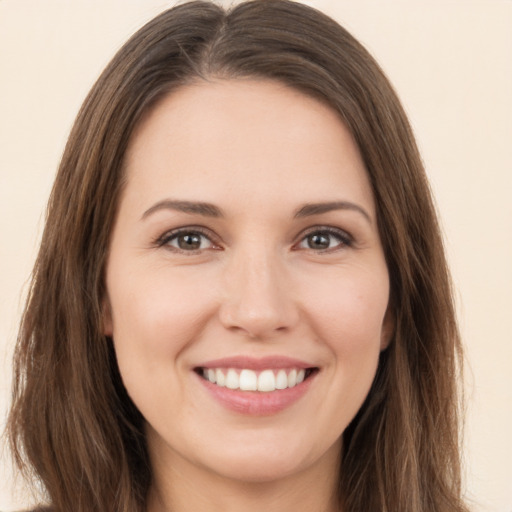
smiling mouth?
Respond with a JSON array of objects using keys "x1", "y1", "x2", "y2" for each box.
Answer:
[{"x1": 195, "y1": 367, "x2": 318, "y2": 392}]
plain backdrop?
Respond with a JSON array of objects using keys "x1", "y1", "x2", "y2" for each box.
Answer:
[{"x1": 1, "y1": 1, "x2": 511, "y2": 511}]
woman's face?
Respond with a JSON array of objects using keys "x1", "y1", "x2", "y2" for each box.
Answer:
[{"x1": 104, "y1": 79, "x2": 392, "y2": 485}]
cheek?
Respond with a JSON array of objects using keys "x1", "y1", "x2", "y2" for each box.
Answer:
[
  {"x1": 107, "y1": 265, "x2": 219, "y2": 369},
  {"x1": 107, "y1": 265, "x2": 221, "y2": 420},
  {"x1": 291, "y1": 267, "x2": 389, "y2": 447},
  {"x1": 300, "y1": 268, "x2": 389, "y2": 352}
]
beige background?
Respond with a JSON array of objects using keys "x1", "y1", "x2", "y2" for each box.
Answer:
[{"x1": 1, "y1": 1, "x2": 511, "y2": 510}]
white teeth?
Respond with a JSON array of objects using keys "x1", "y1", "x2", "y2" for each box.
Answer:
[
  {"x1": 239, "y1": 369, "x2": 258, "y2": 391},
  {"x1": 275, "y1": 370, "x2": 288, "y2": 389},
  {"x1": 215, "y1": 368, "x2": 226, "y2": 387},
  {"x1": 288, "y1": 369, "x2": 297, "y2": 387},
  {"x1": 202, "y1": 367, "x2": 312, "y2": 392},
  {"x1": 257, "y1": 370, "x2": 276, "y2": 392},
  {"x1": 225, "y1": 369, "x2": 239, "y2": 389}
]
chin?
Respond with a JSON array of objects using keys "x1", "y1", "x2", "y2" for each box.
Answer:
[
  {"x1": 192, "y1": 433, "x2": 342, "y2": 485},
  {"x1": 205, "y1": 455, "x2": 311, "y2": 484}
]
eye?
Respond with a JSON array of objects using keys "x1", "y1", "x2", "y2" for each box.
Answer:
[
  {"x1": 296, "y1": 228, "x2": 352, "y2": 252},
  {"x1": 156, "y1": 228, "x2": 218, "y2": 253}
]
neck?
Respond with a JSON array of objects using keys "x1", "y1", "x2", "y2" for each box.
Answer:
[{"x1": 146, "y1": 443, "x2": 341, "y2": 512}]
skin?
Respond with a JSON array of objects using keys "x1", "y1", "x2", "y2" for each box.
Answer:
[{"x1": 103, "y1": 79, "x2": 393, "y2": 512}]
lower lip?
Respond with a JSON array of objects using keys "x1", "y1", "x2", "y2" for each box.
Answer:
[{"x1": 196, "y1": 372, "x2": 316, "y2": 415}]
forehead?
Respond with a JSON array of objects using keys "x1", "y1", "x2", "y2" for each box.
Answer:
[{"x1": 122, "y1": 78, "x2": 375, "y2": 215}]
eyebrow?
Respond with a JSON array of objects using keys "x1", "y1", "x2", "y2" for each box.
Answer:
[
  {"x1": 294, "y1": 201, "x2": 372, "y2": 223},
  {"x1": 141, "y1": 198, "x2": 372, "y2": 223},
  {"x1": 141, "y1": 200, "x2": 224, "y2": 220}
]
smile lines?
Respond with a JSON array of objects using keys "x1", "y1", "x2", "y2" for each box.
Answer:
[{"x1": 198, "y1": 367, "x2": 314, "y2": 392}]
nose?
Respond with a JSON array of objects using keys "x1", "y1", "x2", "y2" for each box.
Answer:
[{"x1": 218, "y1": 247, "x2": 299, "y2": 339}]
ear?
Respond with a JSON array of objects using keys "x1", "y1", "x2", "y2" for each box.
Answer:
[
  {"x1": 380, "y1": 305, "x2": 395, "y2": 351},
  {"x1": 101, "y1": 297, "x2": 113, "y2": 337}
]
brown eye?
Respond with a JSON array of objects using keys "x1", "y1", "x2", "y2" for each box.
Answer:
[
  {"x1": 306, "y1": 233, "x2": 331, "y2": 250},
  {"x1": 159, "y1": 230, "x2": 215, "y2": 252},
  {"x1": 176, "y1": 233, "x2": 203, "y2": 250},
  {"x1": 297, "y1": 228, "x2": 352, "y2": 252}
]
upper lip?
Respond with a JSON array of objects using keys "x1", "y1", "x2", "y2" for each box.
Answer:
[{"x1": 196, "y1": 356, "x2": 316, "y2": 371}]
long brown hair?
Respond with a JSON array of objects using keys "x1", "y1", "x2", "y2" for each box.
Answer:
[{"x1": 7, "y1": 1, "x2": 467, "y2": 511}]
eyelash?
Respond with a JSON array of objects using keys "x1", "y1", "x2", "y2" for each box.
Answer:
[
  {"x1": 154, "y1": 226, "x2": 353, "y2": 254},
  {"x1": 155, "y1": 226, "x2": 219, "y2": 253},
  {"x1": 296, "y1": 227, "x2": 353, "y2": 252}
]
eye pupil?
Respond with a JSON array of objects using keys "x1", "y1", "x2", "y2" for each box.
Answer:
[
  {"x1": 178, "y1": 233, "x2": 202, "y2": 250},
  {"x1": 308, "y1": 233, "x2": 330, "y2": 250}
]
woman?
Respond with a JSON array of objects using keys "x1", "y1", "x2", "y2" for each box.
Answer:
[{"x1": 6, "y1": 1, "x2": 468, "y2": 511}]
